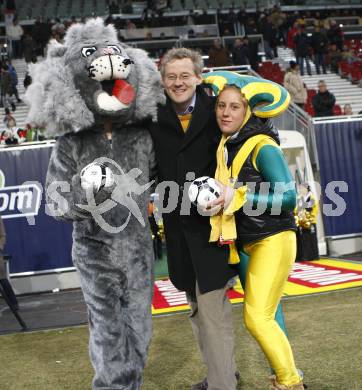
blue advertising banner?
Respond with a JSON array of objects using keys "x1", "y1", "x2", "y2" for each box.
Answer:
[
  {"x1": 0, "y1": 143, "x2": 73, "y2": 274},
  {"x1": 314, "y1": 119, "x2": 362, "y2": 237}
]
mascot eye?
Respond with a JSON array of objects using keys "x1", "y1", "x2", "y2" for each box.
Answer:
[
  {"x1": 82, "y1": 47, "x2": 97, "y2": 57},
  {"x1": 107, "y1": 45, "x2": 121, "y2": 54}
]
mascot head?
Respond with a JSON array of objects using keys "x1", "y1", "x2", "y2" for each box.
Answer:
[{"x1": 25, "y1": 18, "x2": 165, "y2": 136}]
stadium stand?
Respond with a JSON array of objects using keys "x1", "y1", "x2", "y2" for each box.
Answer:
[
  {"x1": 1, "y1": 59, "x2": 28, "y2": 128},
  {"x1": 278, "y1": 47, "x2": 362, "y2": 115},
  {"x1": 1, "y1": 0, "x2": 362, "y2": 130}
]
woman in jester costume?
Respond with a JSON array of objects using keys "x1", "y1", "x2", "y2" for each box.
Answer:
[{"x1": 203, "y1": 71, "x2": 304, "y2": 390}]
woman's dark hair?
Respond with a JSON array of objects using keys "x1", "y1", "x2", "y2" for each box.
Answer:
[{"x1": 289, "y1": 60, "x2": 298, "y2": 70}]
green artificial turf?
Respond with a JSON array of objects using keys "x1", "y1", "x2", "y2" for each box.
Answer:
[
  {"x1": 154, "y1": 253, "x2": 169, "y2": 279},
  {"x1": 0, "y1": 288, "x2": 361, "y2": 390}
]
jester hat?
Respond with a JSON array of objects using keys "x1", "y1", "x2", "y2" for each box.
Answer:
[{"x1": 203, "y1": 71, "x2": 290, "y2": 118}]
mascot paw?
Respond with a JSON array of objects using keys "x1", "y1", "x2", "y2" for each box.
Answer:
[{"x1": 80, "y1": 162, "x2": 114, "y2": 192}]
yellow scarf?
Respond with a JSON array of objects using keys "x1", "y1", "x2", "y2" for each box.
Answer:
[{"x1": 210, "y1": 133, "x2": 272, "y2": 264}]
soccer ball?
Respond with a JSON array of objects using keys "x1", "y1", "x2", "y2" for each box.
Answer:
[
  {"x1": 80, "y1": 162, "x2": 114, "y2": 192},
  {"x1": 188, "y1": 176, "x2": 221, "y2": 208}
]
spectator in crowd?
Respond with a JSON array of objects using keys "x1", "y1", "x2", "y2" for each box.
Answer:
[
  {"x1": 69, "y1": 16, "x2": 77, "y2": 26},
  {"x1": 4, "y1": 111, "x2": 17, "y2": 129},
  {"x1": 208, "y1": 39, "x2": 231, "y2": 67},
  {"x1": 145, "y1": 32, "x2": 153, "y2": 40},
  {"x1": 187, "y1": 29, "x2": 196, "y2": 39},
  {"x1": 314, "y1": 11, "x2": 324, "y2": 24},
  {"x1": 343, "y1": 104, "x2": 353, "y2": 115},
  {"x1": 195, "y1": 10, "x2": 210, "y2": 25},
  {"x1": 270, "y1": 5, "x2": 287, "y2": 46},
  {"x1": 341, "y1": 45, "x2": 355, "y2": 64},
  {"x1": 121, "y1": 0, "x2": 133, "y2": 14},
  {"x1": 51, "y1": 18, "x2": 66, "y2": 40},
  {"x1": 105, "y1": 14, "x2": 115, "y2": 26},
  {"x1": 22, "y1": 34, "x2": 36, "y2": 67},
  {"x1": 32, "y1": 17, "x2": 52, "y2": 56},
  {"x1": 245, "y1": 18, "x2": 259, "y2": 35},
  {"x1": 218, "y1": 9, "x2": 237, "y2": 36},
  {"x1": 287, "y1": 21, "x2": 298, "y2": 52},
  {"x1": 271, "y1": 5, "x2": 286, "y2": 26},
  {"x1": 5, "y1": 0, "x2": 16, "y2": 12},
  {"x1": 283, "y1": 61, "x2": 307, "y2": 109},
  {"x1": 260, "y1": 15, "x2": 277, "y2": 59},
  {"x1": 3, "y1": 107, "x2": 16, "y2": 128},
  {"x1": 109, "y1": 1, "x2": 120, "y2": 14},
  {"x1": 232, "y1": 37, "x2": 249, "y2": 66},
  {"x1": 327, "y1": 19, "x2": 344, "y2": 51},
  {"x1": 312, "y1": 80, "x2": 336, "y2": 117},
  {"x1": 0, "y1": 129, "x2": 17, "y2": 145},
  {"x1": 294, "y1": 26, "x2": 312, "y2": 76},
  {"x1": 0, "y1": 215, "x2": 19, "y2": 310},
  {"x1": 296, "y1": 13, "x2": 307, "y2": 28},
  {"x1": 0, "y1": 115, "x2": 25, "y2": 145},
  {"x1": 237, "y1": 8, "x2": 247, "y2": 33},
  {"x1": 7, "y1": 18, "x2": 23, "y2": 59},
  {"x1": 125, "y1": 19, "x2": 136, "y2": 30},
  {"x1": 311, "y1": 25, "x2": 328, "y2": 74},
  {"x1": 279, "y1": 10, "x2": 290, "y2": 45},
  {"x1": 5, "y1": 59, "x2": 21, "y2": 103},
  {"x1": 327, "y1": 43, "x2": 343, "y2": 73},
  {"x1": 2, "y1": 109, "x2": 26, "y2": 144},
  {"x1": 1, "y1": 64, "x2": 16, "y2": 112},
  {"x1": 245, "y1": 35, "x2": 259, "y2": 72}
]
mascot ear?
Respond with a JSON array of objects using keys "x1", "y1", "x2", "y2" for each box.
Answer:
[
  {"x1": 47, "y1": 41, "x2": 67, "y2": 58},
  {"x1": 124, "y1": 47, "x2": 166, "y2": 122}
]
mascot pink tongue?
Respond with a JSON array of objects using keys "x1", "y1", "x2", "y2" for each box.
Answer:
[{"x1": 112, "y1": 79, "x2": 136, "y2": 104}]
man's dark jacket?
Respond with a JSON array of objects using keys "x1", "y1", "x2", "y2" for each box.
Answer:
[
  {"x1": 294, "y1": 32, "x2": 310, "y2": 57},
  {"x1": 311, "y1": 31, "x2": 328, "y2": 54},
  {"x1": 149, "y1": 86, "x2": 237, "y2": 294},
  {"x1": 312, "y1": 91, "x2": 336, "y2": 117},
  {"x1": 232, "y1": 43, "x2": 249, "y2": 65}
]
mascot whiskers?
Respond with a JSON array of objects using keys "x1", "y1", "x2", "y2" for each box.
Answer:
[{"x1": 25, "y1": 18, "x2": 165, "y2": 390}]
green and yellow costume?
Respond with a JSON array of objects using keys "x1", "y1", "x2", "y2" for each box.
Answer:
[{"x1": 204, "y1": 71, "x2": 303, "y2": 387}]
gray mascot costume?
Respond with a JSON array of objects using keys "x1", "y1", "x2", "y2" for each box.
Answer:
[{"x1": 25, "y1": 18, "x2": 165, "y2": 390}]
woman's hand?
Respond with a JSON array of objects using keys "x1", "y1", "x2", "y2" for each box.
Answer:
[
  {"x1": 206, "y1": 181, "x2": 235, "y2": 211},
  {"x1": 206, "y1": 181, "x2": 248, "y2": 215}
]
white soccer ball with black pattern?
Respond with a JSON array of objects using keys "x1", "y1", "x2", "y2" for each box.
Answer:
[
  {"x1": 80, "y1": 162, "x2": 114, "y2": 192},
  {"x1": 188, "y1": 176, "x2": 221, "y2": 208}
]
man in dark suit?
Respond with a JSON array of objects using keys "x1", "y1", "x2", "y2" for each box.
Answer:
[{"x1": 149, "y1": 48, "x2": 238, "y2": 390}]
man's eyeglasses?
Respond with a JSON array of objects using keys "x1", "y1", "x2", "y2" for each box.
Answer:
[{"x1": 165, "y1": 74, "x2": 193, "y2": 84}]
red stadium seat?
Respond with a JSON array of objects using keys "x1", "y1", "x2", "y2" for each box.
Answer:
[
  {"x1": 305, "y1": 104, "x2": 315, "y2": 117},
  {"x1": 307, "y1": 89, "x2": 316, "y2": 103},
  {"x1": 338, "y1": 61, "x2": 351, "y2": 78},
  {"x1": 350, "y1": 68, "x2": 362, "y2": 83}
]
